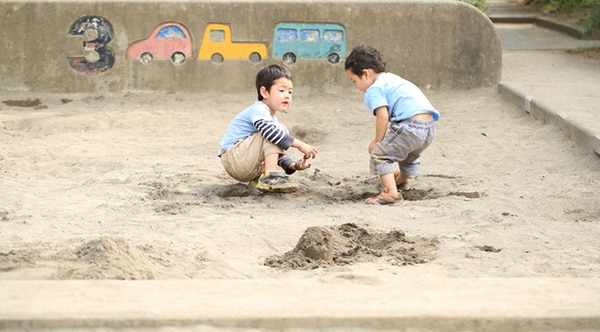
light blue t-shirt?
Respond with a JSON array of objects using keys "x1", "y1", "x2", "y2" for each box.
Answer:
[
  {"x1": 364, "y1": 72, "x2": 439, "y2": 122},
  {"x1": 218, "y1": 101, "x2": 279, "y2": 156}
]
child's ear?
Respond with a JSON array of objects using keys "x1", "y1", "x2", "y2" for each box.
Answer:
[
  {"x1": 259, "y1": 86, "x2": 269, "y2": 99},
  {"x1": 361, "y1": 69, "x2": 369, "y2": 78}
]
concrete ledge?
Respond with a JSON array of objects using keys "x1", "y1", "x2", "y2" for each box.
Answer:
[
  {"x1": 529, "y1": 99, "x2": 600, "y2": 156},
  {"x1": 489, "y1": 16, "x2": 537, "y2": 24},
  {"x1": 2, "y1": 277, "x2": 600, "y2": 330},
  {"x1": 497, "y1": 82, "x2": 533, "y2": 113},
  {"x1": 498, "y1": 83, "x2": 600, "y2": 156},
  {"x1": 536, "y1": 17, "x2": 600, "y2": 40},
  {"x1": 490, "y1": 15, "x2": 600, "y2": 40},
  {"x1": 0, "y1": 0, "x2": 501, "y2": 94}
]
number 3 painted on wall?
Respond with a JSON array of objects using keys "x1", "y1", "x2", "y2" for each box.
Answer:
[{"x1": 68, "y1": 16, "x2": 115, "y2": 75}]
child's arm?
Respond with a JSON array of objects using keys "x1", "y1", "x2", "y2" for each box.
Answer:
[
  {"x1": 278, "y1": 155, "x2": 312, "y2": 174},
  {"x1": 277, "y1": 138, "x2": 317, "y2": 174},
  {"x1": 254, "y1": 119, "x2": 317, "y2": 171},
  {"x1": 291, "y1": 138, "x2": 318, "y2": 160},
  {"x1": 254, "y1": 119, "x2": 317, "y2": 158},
  {"x1": 278, "y1": 155, "x2": 297, "y2": 174},
  {"x1": 254, "y1": 119, "x2": 294, "y2": 149},
  {"x1": 369, "y1": 106, "x2": 389, "y2": 153}
]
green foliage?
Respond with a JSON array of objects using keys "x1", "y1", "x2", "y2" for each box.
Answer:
[
  {"x1": 585, "y1": 2, "x2": 600, "y2": 32},
  {"x1": 459, "y1": 0, "x2": 490, "y2": 14},
  {"x1": 522, "y1": 0, "x2": 600, "y2": 32},
  {"x1": 566, "y1": 46, "x2": 600, "y2": 53},
  {"x1": 537, "y1": 0, "x2": 597, "y2": 12}
]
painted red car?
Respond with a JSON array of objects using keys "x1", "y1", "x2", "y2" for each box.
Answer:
[{"x1": 127, "y1": 22, "x2": 193, "y2": 65}]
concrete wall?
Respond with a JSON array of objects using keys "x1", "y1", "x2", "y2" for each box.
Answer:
[{"x1": 0, "y1": 0, "x2": 502, "y2": 95}]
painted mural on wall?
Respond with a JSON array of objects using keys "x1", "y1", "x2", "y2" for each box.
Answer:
[
  {"x1": 67, "y1": 17, "x2": 346, "y2": 74},
  {"x1": 272, "y1": 23, "x2": 346, "y2": 65},
  {"x1": 197, "y1": 23, "x2": 268, "y2": 63},
  {"x1": 67, "y1": 16, "x2": 115, "y2": 75},
  {"x1": 126, "y1": 22, "x2": 193, "y2": 65}
]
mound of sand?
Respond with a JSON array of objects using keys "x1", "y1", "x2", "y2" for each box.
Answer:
[{"x1": 264, "y1": 223, "x2": 438, "y2": 270}]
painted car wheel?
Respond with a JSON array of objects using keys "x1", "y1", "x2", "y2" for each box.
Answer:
[
  {"x1": 140, "y1": 52, "x2": 153, "y2": 64},
  {"x1": 171, "y1": 52, "x2": 186, "y2": 65}
]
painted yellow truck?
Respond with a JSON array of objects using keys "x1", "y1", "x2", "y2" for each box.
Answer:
[{"x1": 197, "y1": 23, "x2": 268, "y2": 63}]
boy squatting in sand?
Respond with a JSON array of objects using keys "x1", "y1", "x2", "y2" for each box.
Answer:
[
  {"x1": 345, "y1": 44, "x2": 440, "y2": 205},
  {"x1": 218, "y1": 64, "x2": 318, "y2": 193}
]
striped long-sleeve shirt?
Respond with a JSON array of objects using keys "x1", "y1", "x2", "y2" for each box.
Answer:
[
  {"x1": 255, "y1": 118, "x2": 296, "y2": 173},
  {"x1": 218, "y1": 101, "x2": 296, "y2": 173}
]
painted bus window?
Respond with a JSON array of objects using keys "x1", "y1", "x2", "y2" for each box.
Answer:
[
  {"x1": 273, "y1": 23, "x2": 346, "y2": 65},
  {"x1": 126, "y1": 22, "x2": 193, "y2": 65},
  {"x1": 67, "y1": 16, "x2": 115, "y2": 75},
  {"x1": 197, "y1": 23, "x2": 267, "y2": 64},
  {"x1": 300, "y1": 29, "x2": 320, "y2": 42}
]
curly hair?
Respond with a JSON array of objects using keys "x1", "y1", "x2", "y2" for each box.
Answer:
[{"x1": 344, "y1": 44, "x2": 386, "y2": 77}]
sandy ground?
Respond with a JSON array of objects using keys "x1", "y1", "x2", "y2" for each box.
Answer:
[{"x1": 0, "y1": 88, "x2": 599, "y2": 281}]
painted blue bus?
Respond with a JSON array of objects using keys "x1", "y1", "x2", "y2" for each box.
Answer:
[{"x1": 272, "y1": 23, "x2": 346, "y2": 65}]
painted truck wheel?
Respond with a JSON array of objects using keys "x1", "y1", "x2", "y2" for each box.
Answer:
[
  {"x1": 211, "y1": 53, "x2": 224, "y2": 63},
  {"x1": 248, "y1": 52, "x2": 262, "y2": 63}
]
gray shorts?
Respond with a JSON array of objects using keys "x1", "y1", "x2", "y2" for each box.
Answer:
[{"x1": 370, "y1": 119, "x2": 435, "y2": 176}]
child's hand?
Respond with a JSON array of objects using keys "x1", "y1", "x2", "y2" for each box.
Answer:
[
  {"x1": 368, "y1": 140, "x2": 378, "y2": 154},
  {"x1": 296, "y1": 141, "x2": 318, "y2": 159},
  {"x1": 294, "y1": 158, "x2": 311, "y2": 171}
]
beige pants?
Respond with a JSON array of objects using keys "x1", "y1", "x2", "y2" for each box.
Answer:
[{"x1": 221, "y1": 133, "x2": 284, "y2": 182}]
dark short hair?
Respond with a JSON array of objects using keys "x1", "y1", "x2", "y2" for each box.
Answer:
[
  {"x1": 255, "y1": 64, "x2": 293, "y2": 101},
  {"x1": 344, "y1": 44, "x2": 386, "y2": 77}
]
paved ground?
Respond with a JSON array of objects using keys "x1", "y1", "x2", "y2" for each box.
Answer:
[
  {"x1": 2, "y1": 277, "x2": 600, "y2": 331},
  {"x1": 490, "y1": 0, "x2": 600, "y2": 156},
  {"x1": 1, "y1": 2, "x2": 599, "y2": 331}
]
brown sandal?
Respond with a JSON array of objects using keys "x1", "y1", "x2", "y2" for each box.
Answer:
[{"x1": 365, "y1": 189, "x2": 403, "y2": 205}]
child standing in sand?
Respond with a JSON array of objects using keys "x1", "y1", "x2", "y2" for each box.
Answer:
[
  {"x1": 344, "y1": 44, "x2": 439, "y2": 205},
  {"x1": 218, "y1": 64, "x2": 318, "y2": 193}
]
